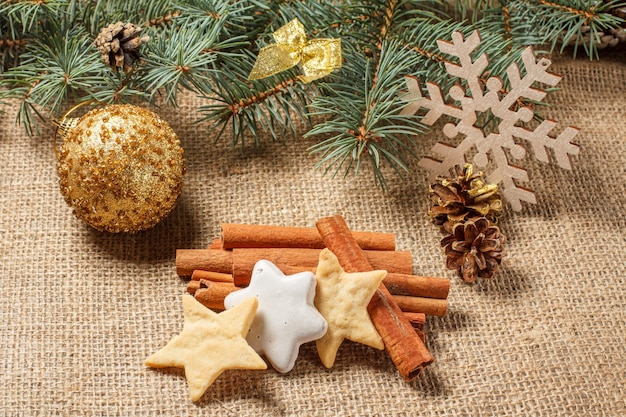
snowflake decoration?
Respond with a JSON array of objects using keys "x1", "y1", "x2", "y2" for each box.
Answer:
[{"x1": 401, "y1": 30, "x2": 580, "y2": 211}]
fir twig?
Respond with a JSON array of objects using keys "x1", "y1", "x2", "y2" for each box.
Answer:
[
  {"x1": 306, "y1": 40, "x2": 425, "y2": 188},
  {"x1": 140, "y1": 21, "x2": 227, "y2": 105},
  {"x1": 0, "y1": 0, "x2": 72, "y2": 35},
  {"x1": 198, "y1": 52, "x2": 313, "y2": 148},
  {"x1": 0, "y1": 24, "x2": 106, "y2": 134},
  {"x1": 511, "y1": 0, "x2": 626, "y2": 58}
]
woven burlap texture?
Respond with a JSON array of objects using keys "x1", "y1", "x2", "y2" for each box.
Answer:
[{"x1": 1, "y1": 50, "x2": 624, "y2": 416}]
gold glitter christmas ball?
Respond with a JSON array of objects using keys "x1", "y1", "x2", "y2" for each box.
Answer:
[{"x1": 56, "y1": 104, "x2": 185, "y2": 233}]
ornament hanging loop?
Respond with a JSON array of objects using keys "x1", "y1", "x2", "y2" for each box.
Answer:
[{"x1": 52, "y1": 100, "x2": 98, "y2": 159}]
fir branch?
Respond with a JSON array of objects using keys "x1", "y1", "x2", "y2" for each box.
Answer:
[
  {"x1": 275, "y1": 0, "x2": 357, "y2": 38},
  {"x1": 0, "y1": 0, "x2": 617, "y2": 188},
  {"x1": 341, "y1": 1, "x2": 394, "y2": 52},
  {"x1": 0, "y1": 36, "x2": 27, "y2": 73},
  {"x1": 0, "y1": 69, "x2": 46, "y2": 134},
  {"x1": 502, "y1": 4, "x2": 513, "y2": 48},
  {"x1": 395, "y1": 18, "x2": 468, "y2": 81},
  {"x1": 144, "y1": 11, "x2": 182, "y2": 28},
  {"x1": 140, "y1": 20, "x2": 245, "y2": 105},
  {"x1": 79, "y1": 0, "x2": 177, "y2": 35},
  {"x1": 198, "y1": 53, "x2": 313, "y2": 148},
  {"x1": 511, "y1": 0, "x2": 626, "y2": 58},
  {"x1": 85, "y1": 67, "x2": 151, "y2": 104},
  {"x1": 0, "y1": 24, "x2": 106, "y2": 134},
  {"x1": 0, "y1": 0, "x2": 72, "y2": 35},
  {"x1": 536, "y1": 0, "x2": 597, "y2": 19},
  {"x1": 378, "y1": 0, "x2": 400, "y2": 46},
  {"x1": 442, "y1": 0, "x2": 501, "y2": 22},
  {"x1": 0, "y1": 38, "x2": 27, "y2": 49},
  {"x1": 173, "y1": 0, "x2": 267, "y2": 36},
  {"x1": 306, "y1": 41, "x2": 425, "y2": 188}
]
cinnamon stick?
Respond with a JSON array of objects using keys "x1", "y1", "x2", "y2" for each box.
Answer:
[
  {"x1": 221, "y1": 223, "x2": 395, "y2": 250},
  {"x1": 384, "y1": 273, "x2": 449, "y2": 300},
  {"x1": 404, "y1": 311, "x2": 427, "y2": 343},
  {"x1": 393, "y1": 295, "x2": 447, "y2": 317},
  {"x1": 187, "y1": 274, "x2": 445, "y2": 315},
  {"x1": 191, "y1": 270, "x2": 234, "y2": 283},
  {"x1": 189, "y1": 280, "x2": 238, "y2": 310},
  {"x1": 316, "y1": 215, "x2": 434, "y2": 381},
  {"x1": 176, "y1": 247, "x2": 412, "y2": 278},
  {"x1": 187, "y1": 280, "x2": 431, "y2": 326},
  {"x1": 403, "y1": 312, "x2": 426, "y2": 330},
  {"x1": 176, "y1": 249, "x2": 232, "y2": 276},
  {"x1": 274, "y1": 265, "x2": 449, "y2": 301},
  {"x1": 414, "y1": 329, "x2": 426, "y2": 343},
  {"x1": 187, "y1": 279, "x2": 201, "y2": 294},
  {"x1": 208, "y1": 238, "x2": 223, "y2": 249},
  {"x1": 232, "y1": 248, "x2": 412, "y2": 286}
]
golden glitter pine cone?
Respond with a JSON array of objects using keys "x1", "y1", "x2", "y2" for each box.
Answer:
[
  {"x1": 94, "y1": 22, "x2": 149, "y2": 72},
  {"x1": 429, "y1": 164, "x2": 503, "y2": 233},
  {"x1": 441, "y1": 218, "x2": 506, "y2": 283}
]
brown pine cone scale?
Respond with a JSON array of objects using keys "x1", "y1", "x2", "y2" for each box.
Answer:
[
  {"x1": 94, "y1": 22, "x2": 149, "y2": 72},
  {"x1": 441, "y1": 218, "x2": 505, "y2": 283},
  {"x1": 429, "y1": 164, "x2": 502, "y2": 233}
]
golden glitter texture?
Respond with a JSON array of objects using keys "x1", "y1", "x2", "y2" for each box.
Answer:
[{"x1": 56, "y1": 104, "x2": 185, "y2": 233}]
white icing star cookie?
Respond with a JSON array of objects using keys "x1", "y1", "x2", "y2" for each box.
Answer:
[{"x1": 224, "y1": 260, "x2": 328, "y2": 373}]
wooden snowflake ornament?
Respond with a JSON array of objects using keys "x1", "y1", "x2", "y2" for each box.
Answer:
[{"x1": 402, "y1": 31, "x2": 580, "y2": 211}]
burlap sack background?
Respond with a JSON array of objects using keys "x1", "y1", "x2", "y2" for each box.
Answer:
[{"x1": 1, "y1": 47, "x2": 624, "y2": 416}]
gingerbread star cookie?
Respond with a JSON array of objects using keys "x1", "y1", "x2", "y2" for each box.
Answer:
[
  {"x1": 145, "y1": 294, "x2": 267, "y2": 402},
  {"x1": 314, "y1": 248, "x2": 386, "y2": 368},
  {"x1": 224, "y1": 260, "x2": 327, "y2": 373}
]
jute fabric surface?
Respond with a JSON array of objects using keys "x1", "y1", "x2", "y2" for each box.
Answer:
[{"x1": 1, "y1": 49, "x2": 624, "y2": 416}]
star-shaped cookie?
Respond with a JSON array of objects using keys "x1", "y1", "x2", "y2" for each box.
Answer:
[
  {"x1": 224, "y1": 260, "x2": 328, "y2": 373},
  {"x1": 145, "y1": 294, "x2": 267, "y2": 402},
  {"x1": 314, "y1": 248, "x2": 386, "y2": 368}
]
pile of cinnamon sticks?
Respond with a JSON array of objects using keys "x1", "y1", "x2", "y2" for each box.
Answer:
[{"x1": 176, "y1": 215, "x2": 450, "y2": 381}]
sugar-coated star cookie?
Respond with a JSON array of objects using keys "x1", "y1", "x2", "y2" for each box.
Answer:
[
  {"x1": 314, "y1": 248, "x2": 386, "y2": 368},
  {"x1": 145, "y1": 294, "x2": 267, "y2": 402},
  {"x1": 224, "y1": 260, "x2": 328, "y2": 373}
]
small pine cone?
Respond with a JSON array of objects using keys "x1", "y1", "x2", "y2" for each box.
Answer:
[
  {"x1": 94, "y1": 22, "x2": 149, "y2": 72},
  {"x1": 429, "y1": 164, "x2": 502, "y2": 233},
  {"x1": 441, "y1": 217, "x2": 505, "y2": 283}
]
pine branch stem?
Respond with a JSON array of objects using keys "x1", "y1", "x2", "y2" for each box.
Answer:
[
  {"x1": 24, "y1": 71, "x2": 47, "y2": 100},
  {"x1": 4, "y1": 0, "x2": 49, "y2": 4},
  {"x1": 227, "y1": 76, "x2": 302, "y2": 116},
  {"x1": 355, "y1": 0, "x2": 402, "y2": 147},
  {"x1": 502, "y1": 5, "x2": 513, "y2": 52},
  {"x1": 144, "y1": 11, "x2": 182, "y2": 27},
  {"x1": 347, "y1": 126, "x2": 382, "y2": 142},
  {"x1": 535, "y1": 0, "x2": 596, "y2": 22},
  {"x1": 377, "y1": 0, "x2": 398, "y2": 49},
  {"x1": 372, "y1": 0, "x2": 406, "y2": 91},
  {"x1": 310, "y1": 15, "x2": 370, "y2": 36},
  {"x1": 112, "y1": 67, "x2": 138, "y2": 102},
  {"x1": 0, "y1": 38, "x2": 27, "y2": 49},
  {"x1": 403, "y1": 42, "x2": 446, "y2": 63}
]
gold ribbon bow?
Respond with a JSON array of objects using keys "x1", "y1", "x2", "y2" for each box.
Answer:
[{"x1": 248, "y1": 18, "x2": 342, "y2": 83}]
